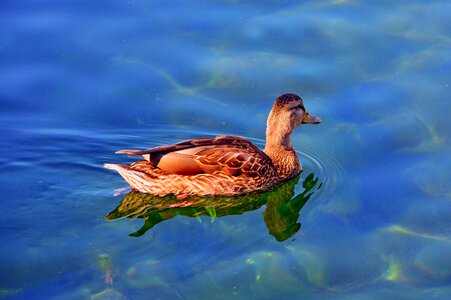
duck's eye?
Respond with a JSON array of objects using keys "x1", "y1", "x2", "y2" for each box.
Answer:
[{"x1": 290, "y1": 104, "x2": 305, "y2": 111}]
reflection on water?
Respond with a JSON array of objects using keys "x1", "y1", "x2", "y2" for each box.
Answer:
[
  {"x1": 106, "y1": 174, "x2": 320, "y2": 242},
  {"x1": 1, "y1": 0, "x2": 451, "y2": 298}
]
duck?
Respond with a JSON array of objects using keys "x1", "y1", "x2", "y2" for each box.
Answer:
[{"x1": 104, "y1": 93, "x2": 321, "y2": 196}]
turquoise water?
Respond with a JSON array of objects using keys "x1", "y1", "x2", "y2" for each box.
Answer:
[{"x1": 1, "y1": 0, "x2": 450, "y2": 299}]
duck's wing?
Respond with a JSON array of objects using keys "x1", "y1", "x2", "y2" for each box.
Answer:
[
  {"x1": 116, "y1": 136, "x2": 276, "y2": 176},
  {"x1": 116, "y1": 136, "x2": 257, "y2": 157},
  {"x1": 192, "y1": 144, "x2": 275, "y2": 177}
]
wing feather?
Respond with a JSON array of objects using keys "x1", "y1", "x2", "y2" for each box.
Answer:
[
  {"x1": 117, "y1": 136, "x2": 257, "y2": 157},
  {"x1": 118, "y1": 135, "x2": 277, "y2": 177},
  {"x1": 194, "y1": 145, "x2": 276, "y2": 177}
]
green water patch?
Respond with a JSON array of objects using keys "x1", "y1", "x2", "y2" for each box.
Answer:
[{"x1": 106, "y1": 173, "x2": 321, "y2": 241}]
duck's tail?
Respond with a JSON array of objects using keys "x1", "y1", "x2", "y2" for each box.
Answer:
[
  {"x1": 104, "y1": 163, "x2": 156, "y2": 193},
  {"x1": 104, "y1": 163, "x2": 125, "y2": 171},
  {"x1": 114, "y1": 150, "x2": 151, "y2": 161}
]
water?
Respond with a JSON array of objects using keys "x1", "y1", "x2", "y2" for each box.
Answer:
[{"x1": 1, "y1": 0, "x2": 450, "y2": 299}]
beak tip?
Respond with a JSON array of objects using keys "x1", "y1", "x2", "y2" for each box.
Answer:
[
  {"x1": 302, "y1": 113, "x2": 321, "y2": 124},
  {"x1": 312, "y1": 116, "x2": 321, "y2": 124}
]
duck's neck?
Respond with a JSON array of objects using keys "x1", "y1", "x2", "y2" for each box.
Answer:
[{"x1": 263, "y1": 122, "x2": 301, "y2": 180}]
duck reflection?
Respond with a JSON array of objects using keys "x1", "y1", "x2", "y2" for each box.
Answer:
[{"x1": 106, "y1": 173, "x2": 320, "y2": 242}]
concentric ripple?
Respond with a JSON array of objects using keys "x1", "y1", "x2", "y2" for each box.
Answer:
[
  {"x1": 99, "y1": 126, "x2": 345, "y2": 202},
  {"x1": 246, "y1": 135, "x2": 345, "y2": 202},
  {"x1": 2, "y1": 124, "x2": 344, "y2": 205},
  {"x1": 296, "y1": 142, "x2": 346, "y2": 200}
]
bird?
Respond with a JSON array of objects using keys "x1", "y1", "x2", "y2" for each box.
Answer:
[{"x1": 105, "y1": 93, "x2": 321, "y2": 196}]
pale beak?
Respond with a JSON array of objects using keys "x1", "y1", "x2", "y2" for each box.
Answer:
[{"x1": 302, "y1": 112, "x2": 321, "y2": 124}]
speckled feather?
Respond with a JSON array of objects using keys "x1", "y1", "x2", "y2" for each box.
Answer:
[{"x1": 106, "y1": 136, "x2": 281, "y2": 196}]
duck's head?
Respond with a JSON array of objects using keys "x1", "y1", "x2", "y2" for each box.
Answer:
[
  {"x1": 266, "y1": 93, "x2": 321, "y2": 147},
  {"x1": 264, "y1": 93, "x2": 321, "y2": 177}
]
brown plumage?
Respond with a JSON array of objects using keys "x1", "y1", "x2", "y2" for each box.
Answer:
[{"x1": 105, "y1": 93, "x2": 321, "y2": 196}]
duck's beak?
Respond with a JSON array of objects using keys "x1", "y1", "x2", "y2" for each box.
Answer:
[{"x1": 302, "y1": 112, "x2": 321, "y2": 124}]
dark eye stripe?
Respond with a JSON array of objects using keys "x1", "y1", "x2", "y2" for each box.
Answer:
[{"x1": 291, "y1": 104, "x2": 305, "y2": 111}]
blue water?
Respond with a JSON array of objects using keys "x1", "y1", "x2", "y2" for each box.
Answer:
[{"x1": 1, "y1": 0, "x2": 450, "y2": 299}]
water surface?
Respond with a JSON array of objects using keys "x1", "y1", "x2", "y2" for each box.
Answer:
[{"x1": 1, "y1": 0, "x2": 450, "y2": 299}]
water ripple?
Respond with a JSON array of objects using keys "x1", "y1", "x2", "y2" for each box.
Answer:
[
  {"x1": 296, "y1": 142, "x2": 346, "y2": 200},
  {"x1": 2, "y1": 124, "x2": 342, "y2": 204}
]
